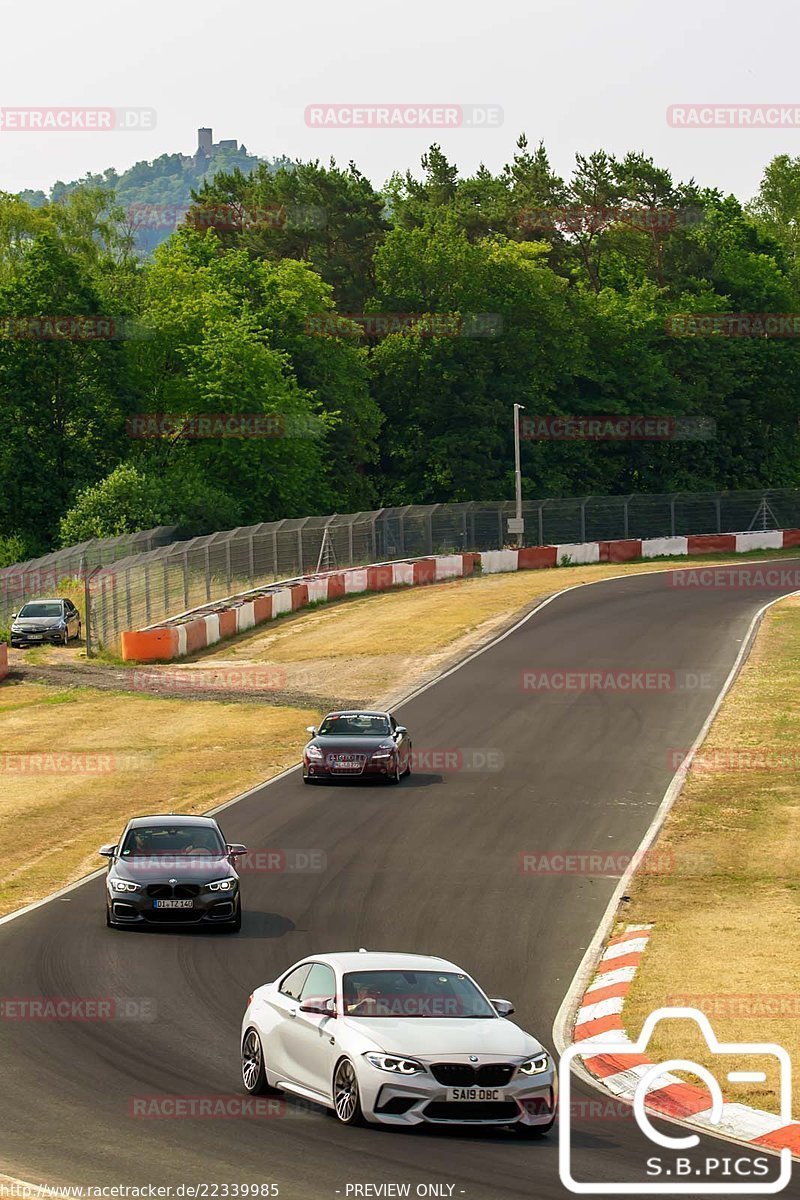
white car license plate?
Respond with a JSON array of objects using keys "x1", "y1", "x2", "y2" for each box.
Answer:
[
  {"x1": 28, "y1": 634, "x2": 43, "y2": 641},
  {"x1": 153, "y1": 899, "x2": 194, "y2": 909},
  {"x1": 446, "y1": 1087, "x2": 505, "y2": 1102}
]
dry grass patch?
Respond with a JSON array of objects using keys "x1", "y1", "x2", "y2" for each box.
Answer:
[
  {"x1": 0, "y1": 680, "x2": 319, "y2": 917},
  {"x1": 622, "y1": 595, "x2": 800, "y2": 1114}
]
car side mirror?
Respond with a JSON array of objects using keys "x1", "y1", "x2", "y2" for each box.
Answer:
[
  {"x1": 227, "y1": 843, "x2": 248, "y2": 856},
  {"x1": 306, "y1": 725, "x2": 317, "y2": 735},
  {"x1": 395, "y1": 726, "x2": 408, "y2": 736},
  {"x1": 99, "y1": 844, "x2": 117, "y2": 858},
  {"x1": 491, "y1": 998, "x2": 515, "y2": 1016},
  {"x1": 299, "y1": 996, "x2": 336, "y2": 1017},
  {"x1": 10, "y1": 613, "x2": 17, "y2": 620}
]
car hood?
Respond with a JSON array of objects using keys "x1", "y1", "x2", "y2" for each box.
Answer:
[
  {"x1": 13, "y1": 616, "x2": 62, "y2": 628},
  {"x1": 112, "y1": 854, "x2": 237, "y2": 884},
  {"x1": 338, "y1": 1016, "x2": 543, "y2": 1058},
  {"x1": 310, "y1": 736, "x2": 391, "y2": 753}
]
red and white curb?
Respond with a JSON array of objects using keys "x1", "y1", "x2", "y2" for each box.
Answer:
[{"x1": 572, "y1": 924, "x2": 800, "y2": 1157}]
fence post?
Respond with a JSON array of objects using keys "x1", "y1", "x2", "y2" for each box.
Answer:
[
  {"x1": 248, "y1": 533, "x2": 255, "y2": 583},
  {"x1": 371, "y1": 515, "x2": 378, "y2": 560},
  {"x1": 623, "y1": 496, "x2": 631, "y2": 540},
  {"x1": 143, "y1": 562, "x2": 152, "y2": 625},
  {"x1": 580, "y1": 497, "x2": 590, "y2": 543},
  {"x1": 297, "y1": 527, "x2": 304, "y2": 575},
  {"x1": 399, "y1": 511, "x2": 406, "y2": 557},
  {"x1": 163, "y1": 562, "x2": 170, "y2": 615},
  {"x1": 715, "y1": 496, "x2": 722, "y2": 534},
  {"x1": 497, "y1": 506, "x2": 504, "y2": 548},
  {"x1": 204, "y1": 546, "x2": 211, "y2": 602},
  {"x1": 183, "y1": 551, "x2": 189, "y2": 608},
  {"x1": 670, "y1": 496, "x2": 676, "y2": 537},
  {"x1": 126, "y1": 568, "x2": 132, "y2": 628},
  {"x1": 537, "y1": 503, "x2": 544, "y2": 546},
  {"x1": 111, "y1": 574, "x2": 118, "y2": 645},
  {"x1": 347, "y1": 520, "x2": 354, "y2": 565}
]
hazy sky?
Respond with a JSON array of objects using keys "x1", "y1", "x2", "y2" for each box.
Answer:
[{"x1": 3, "y1": 0, "x2": 799, "y2": 201}]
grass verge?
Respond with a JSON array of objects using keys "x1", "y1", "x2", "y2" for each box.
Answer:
[{"x1": 622, "y1": 594, "x2": 800, "y2": 1115}]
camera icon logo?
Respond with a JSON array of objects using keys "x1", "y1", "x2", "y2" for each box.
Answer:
[{"x1": 559, "y1": 1006, "x2": 793, "y2": 1194}]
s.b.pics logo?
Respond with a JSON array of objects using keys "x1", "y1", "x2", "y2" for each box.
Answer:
[{"x1": 559, "y1": 1008, "x2": 793, "y2": 1194}]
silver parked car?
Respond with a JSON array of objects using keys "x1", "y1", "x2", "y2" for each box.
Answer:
[{"x1": 10, "y1": 598, "x2": 81, "y2": 647}]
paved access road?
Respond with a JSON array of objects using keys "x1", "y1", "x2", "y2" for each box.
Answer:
[{"x1": 2, "y1": 563, "x2": 799, "y2": 1198}]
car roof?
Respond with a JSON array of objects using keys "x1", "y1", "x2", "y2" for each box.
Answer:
[
  {"x1": 323, "y1": 710, "x2": 390, "y2": 719},
  {"x1": 126, "y1": 815, "x2": 220, "y2": 829},
  {"x1": 292, "y1": 951, "x2": 464, "y2": 974},
  {"x1": 20, "y1": 598, "x2": 67, "y2": 604}
]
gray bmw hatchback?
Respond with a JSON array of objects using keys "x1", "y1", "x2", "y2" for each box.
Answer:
[{"x1": 100, "y1": 815, "x2": 246, "y2": 931}]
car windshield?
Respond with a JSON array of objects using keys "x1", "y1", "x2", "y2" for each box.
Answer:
[
  {"x1": 342, "y1": 971, "x2": 496, "y2": 1018},
  {"x1": 18, "y1": 603, "x2": 62, "y2": 618},
  {"x1": 120, "y1": 826, "x2": 225, "y2": 857},
  {"x1": 319, "y1": 714, "x2": 390, "y2": 737}
]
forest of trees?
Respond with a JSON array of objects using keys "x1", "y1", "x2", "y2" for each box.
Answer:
[{"x1": 2, "y1": 137, "x2": 800, "y2": 563}]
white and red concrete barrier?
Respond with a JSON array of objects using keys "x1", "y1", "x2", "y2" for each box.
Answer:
[
  {"x1": 120, "y1": 554, "x2": 481, "y2": 661},
  {"x1": 573, "y1": 925, "x2": 800, "y2": 1157},
  {"x1": 119, "y1": 530, "x2": 800, "y2": 662}
]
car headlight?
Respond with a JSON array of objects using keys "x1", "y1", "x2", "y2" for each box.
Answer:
[
  {"x1": 305, "y1": 744, "x2": 323, "y2": 760},
  {"x1": 208, "y1": 878, "x2": 235, "y2": 891},
  {"x1": 518, "y1": 1052, "x2": 550, "y2": 1076},
  {"x1": 110, "y1": 880, "x2": 141, "y2": 892},
  {"x1": 371, "y1": 742, "x2": 396, "y2": 760},
  {"x1": 364, "y1": 1053, "x2": 425, "y2": 1075}
]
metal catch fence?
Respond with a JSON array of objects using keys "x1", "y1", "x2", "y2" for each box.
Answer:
[{"x1": 1, "y1": 490, "x2": 798, "y2": 651}]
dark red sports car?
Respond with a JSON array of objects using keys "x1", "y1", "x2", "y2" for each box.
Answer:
[{"x1": 302, "y1": 710, "x2": 412, "y2": 784}]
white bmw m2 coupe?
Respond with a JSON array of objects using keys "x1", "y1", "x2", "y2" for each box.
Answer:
[{"x1": 240, "y1": 950, "x2": 557, "y2": 1135}]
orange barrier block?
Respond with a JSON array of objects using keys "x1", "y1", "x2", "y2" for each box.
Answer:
[
  {"x1": 0, "y1": 642, "x2": 7, "y2": 681},
  {"x1": 687, "y1": 534, "x2": 736, "y2": 554},
  {"x1": 782, "y1": 529, "x2": 800, "y2": 548},
  {"x1": 599, "y1": 539, "x2": 643, "y2": 564},
  {"x1": 253, "y1": 595, "x2": 273, "y2": 623},
  {"x1": 218, "y1": 609, "x2": 237, "y2": 639},
  {"x1": 413, "y1": 559, "x2": 437, "y2": 585},
  {"x1": 518, "y1": 546, "x2": 558, "y2": 570},
  {"x1": 290, "y1": 584, "x2": 308, "y2": 611},
  {"x1": 120, "y1": 628, "x2": 179, "y2": 662},
  {"x1": 327, "y1": 574, "x2": 346, "y2": 600},
  {"x1": 184, "y1": 618, "x2": 208, "y2": 655},
  {"x1": 367, "y1": 565, "x2": 395, "y2": 591}
]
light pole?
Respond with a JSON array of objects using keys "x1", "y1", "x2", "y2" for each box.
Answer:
[{"x1": 512, "y1": 403, "x2": 525, "y2": 547}]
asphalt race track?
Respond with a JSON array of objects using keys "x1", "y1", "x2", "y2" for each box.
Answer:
[{"x1": 2, "y1": 563, "x2": 800, "y2": 1199}]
